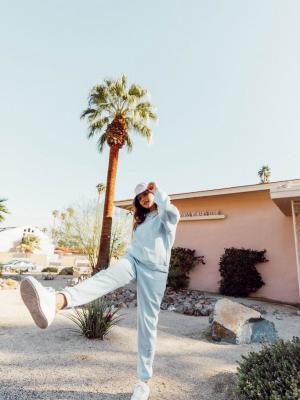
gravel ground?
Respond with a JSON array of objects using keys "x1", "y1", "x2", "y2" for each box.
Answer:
[{"x1": 0, "y1": 273, "x2": 299, "y2": 400}]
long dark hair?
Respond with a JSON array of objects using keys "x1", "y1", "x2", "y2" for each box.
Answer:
[{"x1": 132, "y1": 194, "x2": 158, "y2": 231}]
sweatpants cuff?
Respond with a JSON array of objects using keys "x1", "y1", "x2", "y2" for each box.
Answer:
[{"x1": 57, "y1": 289, "x2": 73, "y2": 309}]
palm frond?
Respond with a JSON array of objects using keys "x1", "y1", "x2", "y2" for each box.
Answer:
[
  {"x1": 128, "y1": 84, "x2": 148, "y2": 99},
  {"x1": 126, "y1": 119, "x2": 152, "y2": 140},
  {"x1": 97, "y1": 133, "x2": 107, "y2": 153},
  {"x1": 87, "y1": 117, "x2": 109, "y2": 139},
  {"x1": 124, "y1": 134, "x2": 133, "y2": 153}
]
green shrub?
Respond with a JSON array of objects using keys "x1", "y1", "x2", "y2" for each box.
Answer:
[
  {"x1": 168, "y1": 247, "x2": 205, "y2": 291},
  {"x1": 42, "y1": 267, "x2": 58, "y2": 273},
  {"x1": 62, "y1": 297, "x2": 124, "y2": 340},
  {"x1": 236, "y1": 337, "x2": 300, "y2": 399},
  {"x1": 218, "y1": 247, "x2": 268, "y2": 297}
]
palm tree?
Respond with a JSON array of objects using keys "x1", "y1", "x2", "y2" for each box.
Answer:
[
  {"x1": 67, "y1": 207, "x2": 75, "y2": 218},
  {"x1": 258, "y1": 165, "x2": 271, "y2": 183},
  {"x1": 17, "y1": 234, "x2": 41, "y2": 254},
  {"x1": 42, "y1": 228, "x2": 47, "y2": 233},
  {"x1": 52, "y1": 210, "x2": 59, "y2": 235},
  {"x1": 60, "y1": 212, "x2": 67, "y2": 230},
  {"x1": 81, "y1": 74, "x2": 157, "y2": 271},
  {"x1": 0, "y1": 198, "x2": 10, "y2": 222},
  {"x1": 96, "y1": 183, "x2": 106, "y2": 209},
  {"x1": 65, "y1": 207, "x2": 75, "y2": 237}
]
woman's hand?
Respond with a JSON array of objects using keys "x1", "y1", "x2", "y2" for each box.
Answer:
[{"x1": 147, "y1": 182, "x2": 158, "y2": 193}]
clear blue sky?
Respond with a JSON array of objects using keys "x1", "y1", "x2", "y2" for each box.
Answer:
[{"x1": 1, "y1": 1, "x2": 300, "y2": 229}]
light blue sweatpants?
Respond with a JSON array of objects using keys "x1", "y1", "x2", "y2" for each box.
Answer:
[{"x1": 57, "y1": 253, "x2": 168, "y2": 382}]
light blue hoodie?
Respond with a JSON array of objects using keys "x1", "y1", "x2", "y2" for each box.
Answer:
[{"x1": 123, "y1": 188, "x2": 180, "y2": 272}]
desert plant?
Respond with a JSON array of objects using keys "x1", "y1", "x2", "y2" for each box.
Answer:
[
  {"x1": 0, "y1": 264, "x2": 2, "y2": 277},
  {"x1": 168, "y1": 247, "x2": 205, "y2": 291},
  {"x1": 236, "y1": 337, "x2": 300, "y2": 399},
  {"x1": 42, "y1": 267, "x2": 58, "y2": 273},
  {"x1": 218, "y1": 247, "x2": 268, "y2": 297},
  {"x1": 16, "y1": 234, "x2": 41, "y2": 254},
  {"x1": 13, "y1": 268, "x2": 28, "y2": 275},
  {"x1": 62, "y1": 297, "x2": 125, "y2": 340}
]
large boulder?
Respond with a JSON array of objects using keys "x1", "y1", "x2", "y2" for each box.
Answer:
[
  {"x1": 209, "y1": 298, "x2": 278, "y2": 344},
  {"x1": 59, "y1": 267, "x2": 74, "y2": 275}
]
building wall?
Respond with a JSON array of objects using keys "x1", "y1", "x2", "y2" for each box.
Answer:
[
  {"x1": 0, "y1": 225, "x2": 54, "y2": 256},
  {"x1": 172, "y1": 190, "x2": 299, "y2": 304}
]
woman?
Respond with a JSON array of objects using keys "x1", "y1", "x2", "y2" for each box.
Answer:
[{"x1": 20, "y1": 181, "x2": 180, "y2": 400}]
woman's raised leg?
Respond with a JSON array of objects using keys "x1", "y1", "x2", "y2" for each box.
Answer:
[
  {"x1": 20, "y1": 255, "x2": 137, "y2": 329},
  {"x1": 58, "y1": 256, "x2": 137, "y2": 309}
]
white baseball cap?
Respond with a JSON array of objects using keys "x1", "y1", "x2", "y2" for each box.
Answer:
[{"x1": 132, "y1": 182, "x2": 148, "y2": 205}]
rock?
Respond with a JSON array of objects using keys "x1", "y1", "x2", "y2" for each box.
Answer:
[
  {"x1": 5, "y1": 279, "x2": 18, "y2": 286},
  {"x1": 194, "y1": 309, "x2": 202, "y2": 316},
  {"x1": 209, "y1": 298, "x2": 278, "y2": 344},
  {"x1": 296, "y1": 311, "x2": 300, "y2": 316},
  {"x1": 59, "y1": 267, "x2": 74, "y2": 275},
  {"x1": 128, "y1": 302, "x2": 136, "y2": 308},
  {"x1": 175, "y1": 305, "x2": 184, "y2": 314},
  {"x1": 168, "y1": 306, "x2": 176, "y2": 311},
  {"x1": 165, "y1": 296, "x2": 175, "y2": 303},
  {"x1": 161, "y1": 302, "x2": 168, "y2": 310},
  {"x1": 184, "y1": 306, "x2": 194, "y2": 315},
  {"x1": 194, "y1": 302, "x2": 203, "y2": 309},
  {"x1": 205, "y1": 305, "x2": 215, "y2": 315},
  {"x1": 0, "y1": 283, "x2": 18, "y2": 290},
  {"x1": 200, "y1": 308, "x2": 210, "y2": 316}
]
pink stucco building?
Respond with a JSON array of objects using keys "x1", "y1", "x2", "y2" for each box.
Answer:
[{"x1": 114, "y1": 179, "x2": 300, "y2": 304}]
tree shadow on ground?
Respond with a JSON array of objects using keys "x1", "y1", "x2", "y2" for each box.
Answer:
[{"x1": 0, "y1": 388, "x2": 131, "y2": 400}]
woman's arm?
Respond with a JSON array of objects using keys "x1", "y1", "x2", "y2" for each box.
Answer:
[{"x1": 147, "y1": 182, "x2": 180, "y2": 231}]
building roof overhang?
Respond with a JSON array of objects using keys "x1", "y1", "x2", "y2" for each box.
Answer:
[
  {"x1": 113, "y1": 179, "x2": 300, "y2": 212},
  {"x1": 270, "y1": 184, "x2": 300, "y2": 216}
]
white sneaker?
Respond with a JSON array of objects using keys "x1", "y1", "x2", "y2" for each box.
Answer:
[
  {"x1": 20, "y1": 276, "x2": 57, "y2": 329},
  {"x1": 131, "y1": 381, "x2": 150, "y2": 400}
]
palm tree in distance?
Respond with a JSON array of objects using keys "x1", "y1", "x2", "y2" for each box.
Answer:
[
  {"x1": 65, "y1": 207, "x2": 74, "y2": 238},
  {"x1": 67, "y1": 208, "x2": 75, "y2": 219},
  {"x1": 52, "y1": 210, "x2": 59, "y2": 244},
  {"x1": 60, "y1": 213, "x2": 67, "y2": 231},
  {"x1": 96, "y1": 183, "x2": 106, "y2": 209},
  {"x1": 0, "y1": 198, "x2": 10, "y2": 222},
  {"x1": 81, "y1": 74, "x2": 157, "y2": 272},
  {"x1": 258, "y1": 165, "x2": 271, "y2": 183}
]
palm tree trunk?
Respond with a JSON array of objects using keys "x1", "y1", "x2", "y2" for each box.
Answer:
[{"x1": 95, "y1": 145, "x2": 119, "y2": 272}]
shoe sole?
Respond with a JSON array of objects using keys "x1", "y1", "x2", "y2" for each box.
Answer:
[{"x1": 20, "y1": 278, "x2": 49, "y2": 329}]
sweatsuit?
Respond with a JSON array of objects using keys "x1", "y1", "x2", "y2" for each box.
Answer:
[{"x1": 58, "y1": 188, "x2": 180, "y2": 382}]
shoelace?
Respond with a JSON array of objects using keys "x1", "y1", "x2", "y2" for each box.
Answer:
[{"x1": 132, "y1": 382, "x2": 147, "y2": 399}]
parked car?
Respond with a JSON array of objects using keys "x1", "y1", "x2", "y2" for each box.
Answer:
[{"x1": 1, "y1": 259, "x2": 37, "y2": 272}]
